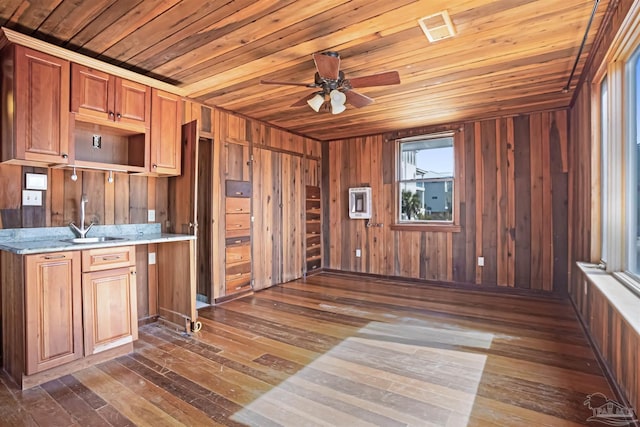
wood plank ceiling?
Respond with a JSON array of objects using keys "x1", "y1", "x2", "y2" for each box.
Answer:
[{"x1": 1, "y1": 0, "x2": 609, "y2": 141}]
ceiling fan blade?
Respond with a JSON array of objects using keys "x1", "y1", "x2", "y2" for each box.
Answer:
[
  {"x1": 261, "y1": 79, "x2": 315, "y2": 87},
  {"x1": 313, "y1": 53, "x2": 340, "y2": 80},
  {"x1": 345, "y1": 90, "x2": 374, "y2": 108},
  {"x1": 346, "y1": 71, "x2": 400, "y2": 88},
  {"x1": 291, "y1": 92, "x2": 317, "y2": 107}
]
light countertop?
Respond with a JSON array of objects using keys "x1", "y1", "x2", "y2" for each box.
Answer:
[{"x1": 0, "y1": 224, "x2": 195, "y2": 255}]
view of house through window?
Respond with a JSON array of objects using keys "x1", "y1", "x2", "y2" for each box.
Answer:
[{"x1": 398, "y1": 135, "x2": 454, "y2": 222}]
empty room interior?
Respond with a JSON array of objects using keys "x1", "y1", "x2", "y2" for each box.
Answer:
[{"x1": 0, "y1": 1, "x2": 639, "y2": 426}]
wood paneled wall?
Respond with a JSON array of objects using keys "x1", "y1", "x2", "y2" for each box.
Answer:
[
  {"x1": 567, "y1": 0, "x2": 639, "y2": 415},
  {"x1": 327, "y1": 110, "x2": 569, "y2": 292},
  {"x1": 0, "y1": 163, "x2": 166, "y2": 321},
  {"x1": 211, "y1": 109, "x2": 321, "y2": 298}
]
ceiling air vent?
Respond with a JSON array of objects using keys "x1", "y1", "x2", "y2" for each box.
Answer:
[{"x1": 418, "y1": 10, "x2": 456, "y2": 43}]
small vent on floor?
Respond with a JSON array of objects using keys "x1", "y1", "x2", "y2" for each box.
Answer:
[{"x1": 418, "y1": 10, "x2": 456, "y2": 43}]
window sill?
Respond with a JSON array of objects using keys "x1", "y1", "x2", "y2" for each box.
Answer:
[
  {"x1": 391, "y1": 223, "x2": 462, "y2": 233},
  {"x1": 577, "y1": 262, "x2": 640, "y2": 336}
]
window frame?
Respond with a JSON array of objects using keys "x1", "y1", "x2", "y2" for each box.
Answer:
[
  {"x1": 593, "y1": 2, "x2": 640, "y2": 296},
  {"x1": 392, "y1": 130, "x2": 462, "y2": 232}
]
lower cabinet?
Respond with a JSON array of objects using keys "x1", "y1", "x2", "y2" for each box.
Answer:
[
  {"x1": 0, "y1": 246, "x2": 137, "y2": 389},
  {"x1": 82, "y1": 246, "x2": 137, "y2": 355},
  {"x1": 24, "y1": 252, "x2": 83, "y2": 375}
]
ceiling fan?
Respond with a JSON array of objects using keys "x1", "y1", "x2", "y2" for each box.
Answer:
[{"x1": 260, "y1": 52, "x2": 401, "y2": 114}]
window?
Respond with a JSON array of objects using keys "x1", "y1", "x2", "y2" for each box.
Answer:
[
  {"x1": 596, "y1": 5, "x2": 640, "y2": 294},
  {"x1": 626, "y1": 45, "x2": 640, "y2": 278},
  {"x1": 398, "y1": 133, "x2": 454, "y2": 223},
  {"x1": 600, "y1": 76, "x2": 608, "y2": 264}
]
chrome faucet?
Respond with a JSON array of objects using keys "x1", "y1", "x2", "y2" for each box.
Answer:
[{"x1": 69, "y1": 194, "x2": 94, "y2": 238}]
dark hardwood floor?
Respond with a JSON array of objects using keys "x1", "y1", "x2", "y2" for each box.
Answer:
[{"x1": 0, "y1": 272, "x2": 616, "y2": 426}]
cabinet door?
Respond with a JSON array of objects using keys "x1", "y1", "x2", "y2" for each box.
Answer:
[
  {"x1": 83, "y1": 267, "x2": 138, "y2": 356},
  {"x1": 71, "y1": 64, "x2": 113, "y2": 121},
  {"x1": 25, "y1": 252, "x2": 82, "y2": 374},
  {"x1": 115, "y1": 77, "x2": 150, "y2": 127},
  {"x1": 14, "y1": 46, "x2": 70, "y2": 164},
  {"x1": 151, "y1": 88, "x2": 182, "y2": 175}
]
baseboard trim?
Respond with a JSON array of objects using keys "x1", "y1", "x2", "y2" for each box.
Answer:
[
  {"x1": 569, "y1": 297, "x2": 640, "y2": 426},
  {"x1": 317, "y1": 269, "x2": 566, "y2": 299}
]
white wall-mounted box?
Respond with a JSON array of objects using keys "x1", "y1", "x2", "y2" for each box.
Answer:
[
  {"x1": 349, "y1": 187, "x2": 372, "y2": 219},
  {"x1": 25, "y1": 173, "x2": 47, "y2": 190}
]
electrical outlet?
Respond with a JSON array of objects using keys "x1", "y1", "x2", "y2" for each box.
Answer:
[
  {"x1": 355, "y1": 249, "x2": 361, "y2": 257},
  {"x1": 22, "y1": 190, "x2": 42, "y2": 206},
  {"x1": 148, "y1": 209, "x2": 156, "y2": 222},
  {"x1": 148, "y1": 252, "x2": 156, "y2": 265},
  {"x1": 477, "y1": 256, "x2": 485, "y2": 267}
]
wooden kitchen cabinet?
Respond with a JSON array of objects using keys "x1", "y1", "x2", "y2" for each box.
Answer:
[
  {"x1": 224, "y1": 179, "x2": 252, "y2": 296},
  {"x1": 1, "y1": 44, "x2": 71, "y2": 165},
  {"x1": 71, "y1": 64, "x2": 150, "y2": 130},
  {"x1": 24, "y1": 252, "x2": 83, "y2": 375},
  {"x1": 81, "y1": 247, "x2": 137, "y2": 356},
  {"x1": 150, "y1": 88, "x2": 182, "y2": 175}
]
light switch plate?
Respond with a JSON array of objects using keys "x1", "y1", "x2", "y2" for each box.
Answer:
[
  {"x1": 148, "y1": 209, "x2": 156, "y2": 222},
  {"x1": 148, "y1": 252, "x2": 156, "y2": 265},
  {"x1": 22, "y1": 190, "x2": 42, "y2": 206}
]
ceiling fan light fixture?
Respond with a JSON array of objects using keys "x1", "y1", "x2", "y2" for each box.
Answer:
[
  {"x1": 330, "y1": 89, "x2": 346, "y2": 105},
  {"x1": 331, "y1": 103, "x2": 346, "y2": 115},
  {"x1": 307, "y1": 93, "x2": 325, "y2": 112}
]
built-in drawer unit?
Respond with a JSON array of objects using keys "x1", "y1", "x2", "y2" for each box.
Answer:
[{"x1": 224, "y1": 179, "x2": 252, "y2": 297}]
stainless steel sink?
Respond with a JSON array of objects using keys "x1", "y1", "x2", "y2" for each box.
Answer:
[{"x1": 62, "y1": 236, "x2": 127, "y2": 244}]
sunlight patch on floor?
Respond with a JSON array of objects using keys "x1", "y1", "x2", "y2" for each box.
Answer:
[{"x1": 230, "y1": 320, "x2": 490, "y2": 426}]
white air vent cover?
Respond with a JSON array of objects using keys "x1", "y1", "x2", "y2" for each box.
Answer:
[{"x1": 418, "y1": 10, "x2": 456, "y2": 43}]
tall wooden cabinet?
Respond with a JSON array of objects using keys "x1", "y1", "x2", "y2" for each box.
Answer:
[
  {"x1": 24, "y1": 252, "x2": 83, "y2": 375},
  {"x1": 1, "y1": 44, "x2": 70, "y2": 165},
  {"x1": 150, "y1": 89, "x2": 182, "y2": 175},
  {"x1": 224, "y1": 180, "x2": 252, "y2": 296}
]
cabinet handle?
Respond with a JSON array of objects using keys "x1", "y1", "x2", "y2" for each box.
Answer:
[
  {"x1": 235, "y1": 192, "x2": 243, "y2": 195},
  {"x1": 102, "y1": 255, "x2": 122, "y2": 261},
  {"x1": 152, "y1": 164, "x2": 158, "y2": 169},
  {"x1": 234, "y1": 240, "x2": 242, "y2": 244},
  {"x1": 116, "y1": 113, "x2": 122, "y2": 120},
  {"x1": 131, "y1": 271, "x2": 137, "y2": 275},
  {"x1": 235, "y1": 208, "x2": 242, "y2": 211},
  {"x1": 61, "y1": 153, "x2": 68, "y2": 159},
  {"x1": 108, "y1": 111, "x2": 114, "y2": 118},
  {"x1": 44, "y1": 254, "x2": 66, "y2": 260}
]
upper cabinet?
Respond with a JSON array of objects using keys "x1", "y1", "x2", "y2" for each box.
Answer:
[
  {"x1": 71, "y1": 64, "x2": 150, "y2": 131},
  {"x1": 150, "y1": 89, "x2": 182, "y2": 175},
  {"x1": 1, "y1": 44, "x2": 70, "y2": 166},
  {"x1": 0, "y1": 31, "x2": 182, "y2": 176}
]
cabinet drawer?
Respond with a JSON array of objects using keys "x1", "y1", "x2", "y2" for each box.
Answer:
[
  {"x1": 225, "y1": 180, "x2": 251, "y2": 197},
  {"x1": 226, "y1": 260, "x2": 251, "y2": 277},
  {"x1": 225, "y1": 244, "x2": 250, "y2": 264},
  {"x1": 226, "y1": 197, "x2": 250, "y2": 214},
  {"x1": 226, "y1": 235, "x2": 250, "y2": 246},
  {"x1": 226, "y1": 213, "x2": 250, "y2": 231},
  {"x1": 82, "y1": 246, "x2": 135, "y2": 272},
  {"x1": 225, "y1": 273, "x2": 251, "y2": 295}
]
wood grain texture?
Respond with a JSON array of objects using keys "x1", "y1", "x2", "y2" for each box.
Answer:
[
  {"x1": 0, "y1": 0, "x2": 611, "y2": 140},
  {"x1": 328, "y1": 111, "x2": 569, "y2": 292},
  {"x1": 0, "y1": 272, "x2": 617, "y2": 425}
]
